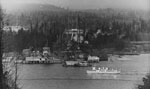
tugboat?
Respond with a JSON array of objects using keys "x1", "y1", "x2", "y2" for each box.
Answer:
[{"x1": 86, "y1": 67, "x2": 120, "y2": 74}]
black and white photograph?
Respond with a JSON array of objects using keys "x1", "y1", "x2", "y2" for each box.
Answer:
[{"x1": 0, "y1": 0, "x2": 150, "y2": 89}]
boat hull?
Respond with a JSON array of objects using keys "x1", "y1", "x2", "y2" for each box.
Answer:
[{"x1": 86, "y1": 70, "x2": 120, "y2": 74}]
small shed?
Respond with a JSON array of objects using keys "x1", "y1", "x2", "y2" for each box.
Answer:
[{"x1": 43, "y1": 47, "x2": 51, "y2": 56}]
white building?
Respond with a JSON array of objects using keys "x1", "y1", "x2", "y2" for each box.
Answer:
[{"x1": 3, "y1": 26, "x2": 28, "y2": 32}]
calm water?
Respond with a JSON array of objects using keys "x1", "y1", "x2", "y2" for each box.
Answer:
[{"x1": 17, "y1": 54, "x2": 150, "y2": 89}]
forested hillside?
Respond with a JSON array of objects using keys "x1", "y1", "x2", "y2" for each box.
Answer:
[{"x1": 2, "y1": 7, "x2": 150, "y2": 53}]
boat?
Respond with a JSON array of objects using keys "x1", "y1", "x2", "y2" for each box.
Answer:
[{"x1": 86, "y1": 67, "x2": 120, "y2": 74}]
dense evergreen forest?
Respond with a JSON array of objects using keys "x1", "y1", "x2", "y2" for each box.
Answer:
[{"x1": 2, "y1": 9, "x2": 150, "y2": 53}]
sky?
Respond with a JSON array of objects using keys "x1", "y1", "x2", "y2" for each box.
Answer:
[{"x1": 0, "y1": 0, "x2": 150, "y2": 11}]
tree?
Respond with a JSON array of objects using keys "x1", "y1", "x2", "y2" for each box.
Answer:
[
  {"x1": 137, "y1": 74, "x2": 150, "y2": 89},
  {"x1": 0, "y1": 3, "x2": 3, "y2": 89}
]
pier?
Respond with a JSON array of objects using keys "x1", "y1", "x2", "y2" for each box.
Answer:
[{"x1": 16, "y1": 60, "x2": 62, "y2": 64}]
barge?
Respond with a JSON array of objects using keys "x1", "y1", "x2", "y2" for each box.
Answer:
[{"x1": 63, "y1": 61, "x2": 92, "y2": 67}]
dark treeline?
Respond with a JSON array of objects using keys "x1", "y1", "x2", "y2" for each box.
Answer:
[
  {"x1": 0, "y1": 4, "x2": 3, "y2": 89},
  {"x1": 3, "y1": 9, "x2": 150, "y2": 53}
]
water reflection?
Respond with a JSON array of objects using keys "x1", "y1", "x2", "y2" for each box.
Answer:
[
  {"x1": 87, "y1": 73, "x2": 119, "y2": 79},
  {"x1": 18, "y1": 54, "x2": 150, "y2": 89}
]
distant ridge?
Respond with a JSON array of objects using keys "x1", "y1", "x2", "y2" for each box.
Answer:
[{"x1": 5, "y1": 3, "x2": 66, "y2": 14}]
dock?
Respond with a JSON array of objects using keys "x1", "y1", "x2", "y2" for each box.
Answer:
[{"x1": 15, "y1": 60, "x2": 62, "y2": 64}]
